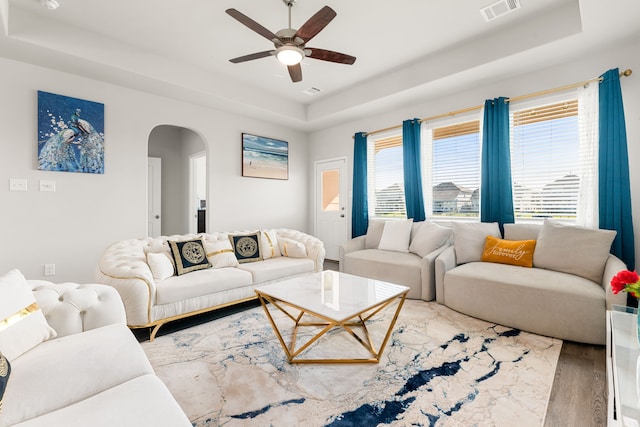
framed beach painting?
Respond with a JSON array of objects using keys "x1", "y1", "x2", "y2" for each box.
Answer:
[
  {"x1": 37, "y1": 90, "x2": 105, "y2": 174},
  {"x1": 242, "y1": 133, "x2": 288, "y2": 180}
]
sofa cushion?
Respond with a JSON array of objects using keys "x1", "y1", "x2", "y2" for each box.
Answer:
[
  {"x1": 238, "y1": 257, "x2": 314, "y2": 284},
  {"x1": 204, "y1": 240, "x2": 239, "y2": 268},
  {"x1": 365, "y1": 220, "x2": 385, "y2": 249},
  {"x1": 229, "y1": 233, "x2": 263, "y2": 264},
  {"x1": 444, "y1": 262, "x2": 606, "y2": 344},
  {"x1": 260, "y1": 230, "x2": 281, "y2": 259},
  {"x1": 503, "y1": 223, "x2": 541, "y2": 241},
  {"x1": 342, "y1": 249, "x2": 422, "y2": 299},
  {"x1": 409, "y1": 221, "x2": 451, "y2": 258},
  {"x1": 11, "y1": 374, "x2": 191, "y2": 427},
  {"x1": 168, "y1": 239, "x2": 211, "y2": 275},
  {"x1": 533, "y1": 219, "x2": 616, "y2": 283},
  {"x1": 147, "y1": 252, "x2": 175, "y2": 280},
  {"x1": 378, "y1": 219, "x2": 413, "y2": 252},
  {"x1": 278, "y1": 237, "x2": 307, "y2": 258},
  {"x1": 155, "y1": 268, "x2": 253, "y2": 305},
  {"x1": 481, "y1": 236, "x2": 536, "y2": 268},
  {"x1": 0, "y1": 270, "x2": 57, "y2": 361},
  {"x1": 453, "y1": 222, "x2": 501, "y2": 264},
  {"x1": 3, "y1": 324, "x2": 154, "y2": 426}
]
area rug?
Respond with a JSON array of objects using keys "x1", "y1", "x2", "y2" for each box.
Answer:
[{"x1": 141, "y1": 300, "x2": 561, "y2": 426}]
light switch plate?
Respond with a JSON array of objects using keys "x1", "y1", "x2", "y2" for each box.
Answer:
[
  {"x1": 40, "y1": 180, "x2": 56, "y2": 192},
  {"x1": 9, "y1": 178, "x2": 27, "y2": 191}
]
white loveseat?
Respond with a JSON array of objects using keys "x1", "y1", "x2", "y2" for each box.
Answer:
[
  {"x1": 340, "y1": 219, "x2": 451, "y2": 301},
  {"x1": 96, "y1": 229, "x2": 325, "y2": 340},
  {"x1": 435, "y1": 220, "x2": 627, "y2": 345},
  {"x1": 1, "y1": 271, "x2": 190, "y2": 427}
]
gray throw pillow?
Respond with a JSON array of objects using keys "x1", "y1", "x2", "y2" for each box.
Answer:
[
  {"x1": 409, "y1": 221, "x2": 452, "y2": 258},
  {"x1": 365, "y1": 220, "x2": 385, "y2": 249},
  {"x1": 503, "y1": 223, "x2": 542, "y2": 241},
  {"x1": 453, "y1": 222, "x2": 501, "y2": 264},
  {"x1": 533, "y1": 219, "x2": 616, "y2": 283}
]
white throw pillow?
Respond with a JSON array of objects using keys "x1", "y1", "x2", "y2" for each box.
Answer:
[
  {"x1": 260, "y1": 230, "x2": 281, "y2": 260},
  {"x1": 409, "y1": 221, "x2": 452, "y2": 258},
  {"x1": 0, "y1": 269, "x2": 57, "y2": 361},
  {"x1": 147, "y1": 252, "x2": 175, "y2": 280},
  {"x1": 533, "y1": 219, "x2": 616, "y2": 283},
  {"x1": 453, "y1": 222, "x2": 501, "y2": 264},
  {"x1": 204, "y1": 240, "x2": 239, "y2": 268},
  {"x1": 378, "y1": 219, "x2": 414, "y2": 253},
  {"x1": 279, "y1": 237, "x2": 307, "y2": 258},
  {"x1": 365, "y1": 220, "x2": 385, "y2": 249}
]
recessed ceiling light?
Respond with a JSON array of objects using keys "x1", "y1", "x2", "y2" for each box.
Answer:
[{"x1": 41, "y1": 0, "x2": 60, "y2": 10}]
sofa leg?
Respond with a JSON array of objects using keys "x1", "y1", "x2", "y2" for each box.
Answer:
[{"x1": 149, "y1": 323, "x2": 164, "y2": 342}]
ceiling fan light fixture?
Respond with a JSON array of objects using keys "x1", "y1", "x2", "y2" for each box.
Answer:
[{"x1": 276, "y1": 46, "x2": 304, "y2": 66}]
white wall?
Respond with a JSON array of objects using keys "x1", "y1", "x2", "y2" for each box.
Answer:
[
  {"x1": 308, "y1": 37, "x2": 640, "y2": 270},
  {"x1": 0, "y1": 57, "x2": 309, "y2": 282}
]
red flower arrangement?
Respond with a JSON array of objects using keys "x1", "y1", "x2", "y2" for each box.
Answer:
[{"x1": 611, "y1": 270, "x2": 640, "y2": 298}]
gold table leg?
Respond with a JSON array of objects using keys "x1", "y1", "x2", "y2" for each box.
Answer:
[{"x1": 255, "y1": 291, "x2": 408, "y2": 364}]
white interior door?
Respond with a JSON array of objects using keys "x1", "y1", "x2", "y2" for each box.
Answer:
[
  {"x1": 148, "y1": 157, "x2": 162, "y2": 237},
  {"x1": 315, "y1": 158, "x2": 348, "y2": 261}
]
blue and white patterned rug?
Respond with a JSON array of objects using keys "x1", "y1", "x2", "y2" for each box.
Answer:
[{"x1": 141, "y1": 300, "x2": 561, "y2": 427}]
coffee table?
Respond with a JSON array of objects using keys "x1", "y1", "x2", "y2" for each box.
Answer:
[{"x1": 254, "y1": 271, "x2": 409, "y2": 364}]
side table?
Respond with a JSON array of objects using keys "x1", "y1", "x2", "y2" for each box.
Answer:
[{"x1": 607, "y1": 306, "x2": 640, "y2": 426}]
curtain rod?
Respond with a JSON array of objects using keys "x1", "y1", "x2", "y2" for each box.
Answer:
[{"x1": 360, "y1": 68, "x2": 632, "y2": 138}]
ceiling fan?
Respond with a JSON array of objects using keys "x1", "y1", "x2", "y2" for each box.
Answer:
[{"x1": 226, "y1": 0, "x2": 356, "y2": 83}]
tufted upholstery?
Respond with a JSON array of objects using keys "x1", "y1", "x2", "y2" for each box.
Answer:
[
  {"x1": 28, "y1": 280, "x2": 126, "y2": 339},
  {"x1": 5, "y1": 279, "x2": 191, "y2": 426},
  {"x1": 95, "y1": 229, "x2": 325, "y2": 338}
]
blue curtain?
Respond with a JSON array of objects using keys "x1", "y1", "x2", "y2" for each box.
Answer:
[
  {"x1": 402, "y1": 118, "x2": 426, "y2": 222},
  {"x1": 352, "y1": 132, "x2": 369, "y2": 238},
  {"x1": 599, "y1": 68, "x2": 635, "y2": 270},
  {"x1": 480, "y1": 97, "x2": 514, "y2": 232}
]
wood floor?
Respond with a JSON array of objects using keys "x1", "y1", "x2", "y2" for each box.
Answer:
[{"x1": 545, "y1": 342, "x2": 607, "y2": 426}]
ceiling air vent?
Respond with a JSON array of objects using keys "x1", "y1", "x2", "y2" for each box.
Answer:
[
  {"x1": 481, "y1": 0, "x2": 521, "y2": 22},
  {"x1": 302, "y1": 87, "x2": 321, "y2": 96}
]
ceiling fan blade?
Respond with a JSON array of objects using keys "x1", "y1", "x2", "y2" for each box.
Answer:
[
  {"x1": 307, "y1": 48, "x2": 356, "y2": 65},
  {"x1": 226, "y1": 8, "x2": 278, "y2": 41},
  {"x1": 287, "y1": 64, "x2": 302, "y2": 83},
  {"x1": 229, "y1": 50, "x2": 274, "y2": 63},
  {"x1": 295, "y1": 6, "x2": 337, "y2": 43}
]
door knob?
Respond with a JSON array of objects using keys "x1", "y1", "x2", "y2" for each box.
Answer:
[
  {"x1": 340, "y1": 214, "x2": 345, "y2": 218},
  {"x1": 155, "y1": 215, "x2": 160, "y2": 219}
]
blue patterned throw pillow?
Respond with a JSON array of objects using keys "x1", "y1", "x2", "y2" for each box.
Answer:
[
  {"x1": 229, "y1": 233, "x2": 263, "y2": 264},
  {"x1": 168, "y1": 238, "x2": 211, "y2": 276},
  {"x1": 0, "y1": 351, "x2": 10, "y2": 414}
]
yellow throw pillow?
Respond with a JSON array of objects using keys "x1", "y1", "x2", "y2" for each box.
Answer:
[{"x1": 481, "y1": 235, "x2": 536, "y2": 268}]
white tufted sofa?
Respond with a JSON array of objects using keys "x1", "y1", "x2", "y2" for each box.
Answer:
[
  {"x1": 4, "y1": 280, "x2": 190, "y2": 427},
  {"x1": 96, "y1": 229, "x2": 325, "y2": 340}
]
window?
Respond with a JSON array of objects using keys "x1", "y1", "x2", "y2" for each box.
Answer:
[
  {"x1": 367, "y1": 133, "x2": 406, "y2": 219},
  {"x1": 510, "y1": 98, "x2": 584, "y2": 220},
  {"x1": 427, "y1": 120, "x2": 481, "y2": 218}
]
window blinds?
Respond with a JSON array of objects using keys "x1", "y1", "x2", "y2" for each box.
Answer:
[
  {"x1": 368, "y1": 134, "x2": 406, "y2": 218},
  {"x1": 510, "y1": 99, "x2": 582, "y2": 220}
]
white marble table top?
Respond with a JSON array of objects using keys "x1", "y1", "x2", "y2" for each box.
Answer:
[{"x1": 255, "y1": 271, "x2": 409, "y2": 323}]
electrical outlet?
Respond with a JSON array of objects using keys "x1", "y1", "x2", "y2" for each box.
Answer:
[{"x1": 44, "y1": 264, "x2": 55, "y2": 276}]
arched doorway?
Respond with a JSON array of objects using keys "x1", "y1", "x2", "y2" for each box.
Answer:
[{"x1": 148, "y1": 125, "x2": 207, "y2": 236}]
